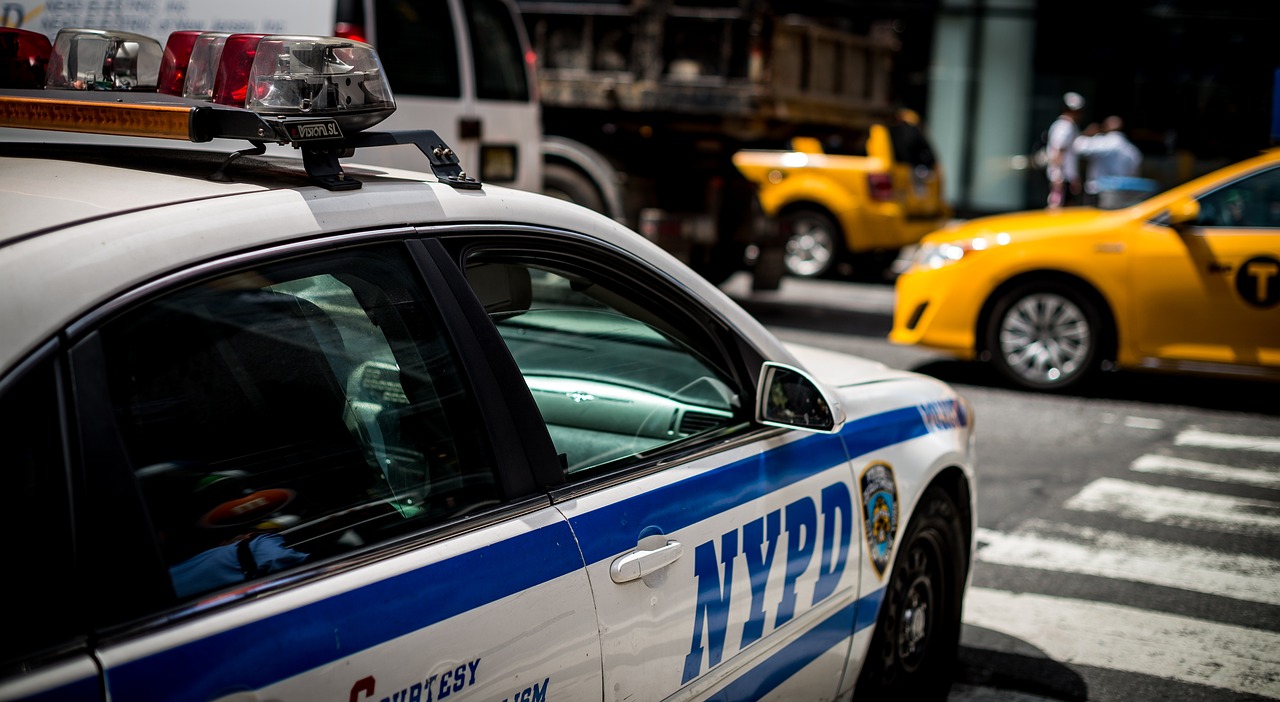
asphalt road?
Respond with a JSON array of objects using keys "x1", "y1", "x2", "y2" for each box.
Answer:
[{"x1": 721, "y1": 273, "x2": 1280, "y2": 702}]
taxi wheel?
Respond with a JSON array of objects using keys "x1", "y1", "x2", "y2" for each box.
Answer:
[
  {"x1": 986, "y1": 282, "x2": 1101, "y2": 391},
  {"x1": 855, "y1": 487, "x2": 965, "y2": 702},
  {"x1": 781, "y1": 209, "x2": 843, "y2": 278}
]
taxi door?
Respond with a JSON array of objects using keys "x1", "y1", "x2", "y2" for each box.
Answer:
[
  {"x1": 359, "y1": 0, "x2": 541, "y2": 191},
  {"x1": 1130, "y1": 169, "x2": 1280, "y2": 368}
]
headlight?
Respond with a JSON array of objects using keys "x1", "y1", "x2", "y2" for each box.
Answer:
[{"x1": 899, "y1": 232, "x2": 1010, "y2": 272}]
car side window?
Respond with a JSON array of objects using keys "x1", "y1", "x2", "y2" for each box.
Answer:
[
  {"x1": 0, "y1": 356, "x2": 78, "y2": 665},
  {"x1": 373, "y1": 0, "x2": 461, "y2": 97},
  {"x1": 1195, "y1": 166, "x2": 1280, "y2": 228},
  {"x1": 97, "y1": 247, "x2": 499, "y2": 601},
  {"x1": 463, "y1": 252, "x2": 743, "y2": 477},
  {"x1": 464, "y1": 0, "x2": 531, "y2": 101}
]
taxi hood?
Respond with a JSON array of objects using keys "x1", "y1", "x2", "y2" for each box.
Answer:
[{"x1": 924, "y1": 206, "x2": 1127, "y2": 244}]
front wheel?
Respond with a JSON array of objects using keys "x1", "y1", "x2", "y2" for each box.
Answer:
[
  {"x1": 855, "y1": 487, "x2": 966, "y2": 702},
  {"x1": 985, "y1": 282, "x2": 1102, "y2": 391},
  {"x1": 781, "y1": 209, "x2": 843, "y2": 278}
]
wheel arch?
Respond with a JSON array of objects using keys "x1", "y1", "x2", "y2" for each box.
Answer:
[
  {"x1": 974, "y1": 269, "x2": 1119, "y2": 367},
  {"x1": 541, "y1": 136, "x2": 626, "y2": 223},
  {"x1": 922, "y1": 466, "x2": 975, "y2": 575}
]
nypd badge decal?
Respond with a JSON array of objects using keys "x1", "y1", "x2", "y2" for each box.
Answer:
[{"x1": 860, "y1": 462, "x2": 899, "y2": 578}]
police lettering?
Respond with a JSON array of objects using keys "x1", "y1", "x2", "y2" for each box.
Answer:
[
  {"x1": 918, "y1": 399, "x2": 965, "y2": 433},
  {"x1": 501, "y1": 677, "x2": 550, "y2": 702},
  {"x1": 347, "y1": 658, "x2": 481, "y2": 702},
  {"x1": 682, "y1": 482, "x2": 853, "y2": 682}
]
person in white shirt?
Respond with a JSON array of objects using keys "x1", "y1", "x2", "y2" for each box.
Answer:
[
  {"x1": 1073, "y1": 115, "x2": 1143, "y2": 204},
  {"x1": 1045, "y1": 92, "x2": 1087, "y2": 208}
]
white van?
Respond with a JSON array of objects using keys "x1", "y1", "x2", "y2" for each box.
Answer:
[
  {"x1": 3, "y1": 0, "x2": 541, "y2": 191},
  {"x1": 333, "y1": 0, "x2": 541, "y2": 190}
]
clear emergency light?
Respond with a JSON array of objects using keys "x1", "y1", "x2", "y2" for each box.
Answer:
[
  {"x1": 46, "y1": 28, "x2": 162, "y2": 90},
  {"x1": 0, "y1": 27, "x2": 476, "y2": 192}
]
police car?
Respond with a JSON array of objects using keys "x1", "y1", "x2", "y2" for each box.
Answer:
[{"x1": 0, "y1": 27, "x2": 976, "y2": 702}]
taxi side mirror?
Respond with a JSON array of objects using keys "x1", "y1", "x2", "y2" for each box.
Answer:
[
  {"x1": 755, "y1": 362, "x2": 845, "y2": 434},
  {"x1": 1166, "y1": 197, "x2": 1201, "y2": 228}
]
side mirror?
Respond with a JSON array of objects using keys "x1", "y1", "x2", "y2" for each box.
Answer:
[
  {"x1": 755, "y1": 362, "x2": 845, "y2": 434},
  {"x1": 1166, "y1": 197, "x2": 1201, "y2": 228}
]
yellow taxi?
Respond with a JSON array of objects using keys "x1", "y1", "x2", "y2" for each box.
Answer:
[
  {"x1": 734, "y1": 113, "x2": 951, "y2": 280},
  {"x1": 890, "y1": 148, "x2": 1280, "y2": 391}
]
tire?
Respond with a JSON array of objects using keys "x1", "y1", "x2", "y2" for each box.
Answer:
[
  {"x1": 781, "y1": 209, "x2": 843, "y2": 278},
  {"x1": 855, "y1": 487, "x2": 967, "y2": 702},
  {"x1": 543, "y1": 162, "x2": 605, "y2": 214},
  {"x1": 985, "y1": 282, "x2": 1101, "y2": 391}
]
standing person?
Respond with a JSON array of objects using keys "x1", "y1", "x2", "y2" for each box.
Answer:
[
  {"x1": 1073, "y1": 115, "x2": 1143, "y2": 205},
  {"x1": 1045, "y1": 92, "x2": 1086, "y2": 208}
]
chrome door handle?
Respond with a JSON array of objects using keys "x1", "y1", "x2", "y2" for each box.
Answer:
[{"x1": 610, "y1": 540, "x2": 684, "y2": 583}]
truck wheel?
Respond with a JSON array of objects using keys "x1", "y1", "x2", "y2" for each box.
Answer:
[
  {"x1": 855, "y1": 487, "x2": 966, "y2": 702},
  {"x1": 984, "y1": 282, "x2": 1101, "y2": 391},
  {"x1": 781, "y1": 209, "x2": 842, "y2": 278},
  {"x1": 544, "y1": 163, "x2": 605, "y2": 214}
]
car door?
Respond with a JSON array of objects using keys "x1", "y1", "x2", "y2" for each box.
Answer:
[
  {"x1": 1131, "y1": 165, "x2": 1280, "y2": 368},
  {"x1": 365, "y1": 0, "x2": 540, "y2": 191},
  {"x1": 0, "y1": 353, "x2": 104, "y2": 702},
  {"x1": 29, "y1": 239, "x2": 600, "y2": 702},
  {"x1": 447, "y1": 234, "x2": 862, "y2": 700}
]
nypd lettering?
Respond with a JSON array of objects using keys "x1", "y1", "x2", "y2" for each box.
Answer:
[
  {"x1": 347, "y1": 658, "x2": 481, "y2": 702},
  {"x1": 917, "y1": 398, "x2": 968, "y2": 434},
  {"x1": 860, "y1": 462, "x2": 898, "y2": 578},
  {"x1": 682, "y1": 482, "x2": 853, "y2": 682}
]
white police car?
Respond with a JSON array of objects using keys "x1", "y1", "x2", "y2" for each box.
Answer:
[{"x1": 0, "y1": 27, "x2": 976, "y2": 702}]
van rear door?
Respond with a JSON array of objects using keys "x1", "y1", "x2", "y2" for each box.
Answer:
[{"x1": 354, "y1": 0, "x2": 541, "y2": 192}]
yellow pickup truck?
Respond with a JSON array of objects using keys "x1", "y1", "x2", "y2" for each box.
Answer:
[{"x1": 733, "y1": 117, "x2": 952, "y2": 279}]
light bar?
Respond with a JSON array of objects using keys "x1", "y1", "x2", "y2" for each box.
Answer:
[
  {"x1": 242, "y1": 35, "x2": 393, "y2": 131},
  {"x1": 182, "y1": 32, "x2": 233, "y2": 100},
  {"x1": 157, "y1": 30, "x2": 203, "y2": 97},
  {"x1": 0, "y1": 27, "x2": 53, "y2": 89},
  {"x1": 0, "y1": 94, "x2": 193, "y2": 139},
  {"x1": 46, "y1": 28, "x2": 162, "y2": 90},
  {"x1": 210, "y1": 33, "x2": 266, "y2": 107}
]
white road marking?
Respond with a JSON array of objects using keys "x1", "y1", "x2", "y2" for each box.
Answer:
[
  {"x1": 976, "y1": 521, "x2": 1280, "y2": 604},
  {"x1": 963, "y1": 587, "x2": 1280, "y2": 698},
  {"x1": 1131, "y1": 454, "x2": 1280, "y2": 489},
  {"x1": 1176, "y1": 429, "x2": 1280, "y2": 454},
  {"x1": 1064, "y1": 478, "x2": 1280, "y2": 538}
]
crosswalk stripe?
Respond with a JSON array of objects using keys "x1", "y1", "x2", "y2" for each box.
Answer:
[
  {"x1": 963, "y1": 587, "x2": 1280, "y2": 698},
  {"x1": 976, "y1": 521, "x2": 1280, "y2": 604},
  {"x1": 1175, "y1": 429, "x2": 1280, "y2": 454},
  {"x1": 1131, "y1": 454, "x2": 1280, "y2": 489},
  {"x1": 1064, "y1": 478, "x2": 1280, "y2": 538}
]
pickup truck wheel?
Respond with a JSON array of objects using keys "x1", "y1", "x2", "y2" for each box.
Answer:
[
  {"x1": 855, "y1": 487, "x2": 965, "y2": 702},
  {"x1": 985, "y1": 282, "x2": 1101, "y2": 391},
  {"x1": 544, "y1": 163, "x2": 605, "y2": 214},
  {"x1": 781, "y1": 209, "x2": 842, "y2": 278}
]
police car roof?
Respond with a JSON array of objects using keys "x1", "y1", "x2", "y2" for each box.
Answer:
[{"x1": 0, "y1": 136, "x2": 796, "y2": 378}]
